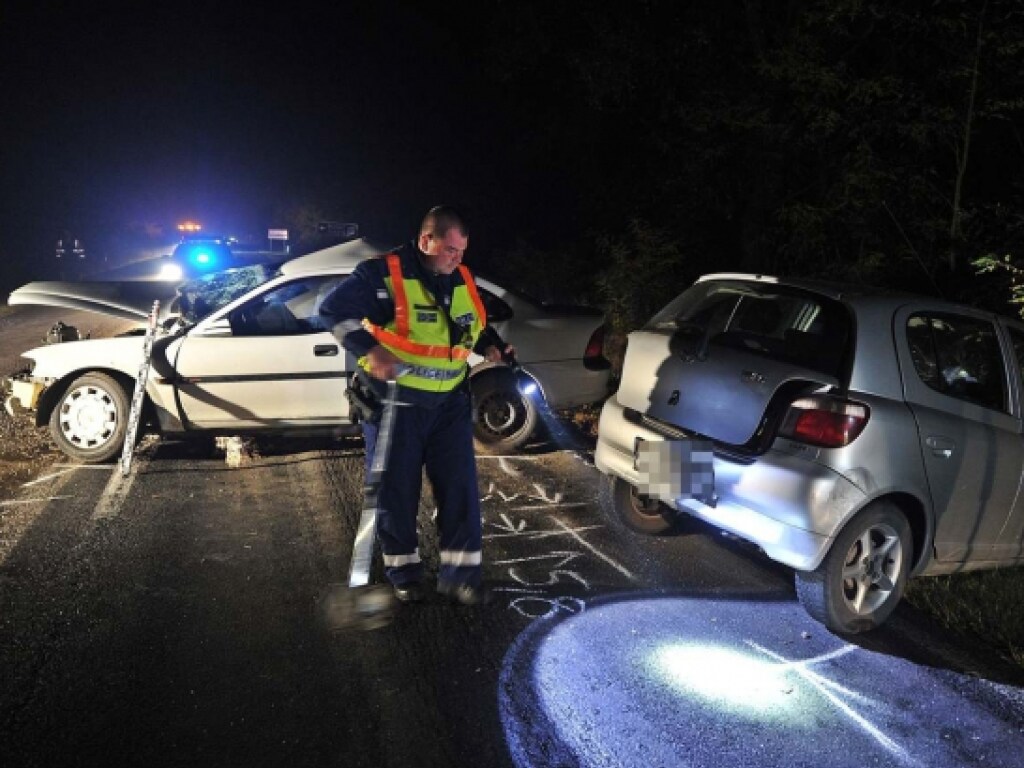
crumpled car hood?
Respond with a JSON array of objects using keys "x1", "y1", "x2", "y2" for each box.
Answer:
[{"x1": 8, "y1": 280, "x2": 180, "y2": 322}]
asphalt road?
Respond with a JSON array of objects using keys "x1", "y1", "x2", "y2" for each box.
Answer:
[{"x1": 1, "y1": 306, "x2": 1023, "y2": 768}]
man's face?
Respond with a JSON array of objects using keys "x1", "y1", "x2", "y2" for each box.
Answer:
[{"x1": 419, "y1": 229, "x2": 468, "y2": 275}]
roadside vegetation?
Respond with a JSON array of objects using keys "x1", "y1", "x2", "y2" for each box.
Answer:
[{"x1": 906, "y1": 569, "x2": 1024, "y2": 668}]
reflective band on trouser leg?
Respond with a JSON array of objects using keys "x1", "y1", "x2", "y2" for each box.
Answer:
[
  {"x1": 439, "y1": 550, "x2": 482, "y2": 567},
  {"x1": 383, "y1": 550, "x2": 422, "y2": 568}
]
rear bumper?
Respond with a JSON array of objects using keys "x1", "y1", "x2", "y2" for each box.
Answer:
[{"x1": 594, "y1": 397, "x2": 866, "y2": 571}]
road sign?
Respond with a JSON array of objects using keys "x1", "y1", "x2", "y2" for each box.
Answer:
[
  {"x1": 268, "y1": 228, "x2": 289, "y2": 240},
  {"x1": 317, "y1": 222, "x2": 359, "y2": 237}
]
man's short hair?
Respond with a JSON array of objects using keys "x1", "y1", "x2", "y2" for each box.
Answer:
[{"x1": 420, "y1": 205, "x2": 468, "y2": 239}]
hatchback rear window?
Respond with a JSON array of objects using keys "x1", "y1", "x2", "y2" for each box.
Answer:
[{"x1": 645, "y1": 280, "x2": 852, "y2": 378}]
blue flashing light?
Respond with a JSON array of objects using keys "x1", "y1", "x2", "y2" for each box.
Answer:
[{"x1": 194, "y1": 251, "x2": 212, "y2": 264}]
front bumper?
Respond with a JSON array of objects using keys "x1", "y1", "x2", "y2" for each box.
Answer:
[
  {"x1": 4, "y1": 372, "x2": 45, "y2": 416},
  {"x1": 594, "y1": 397, "x2": 867, "y2": 571}
]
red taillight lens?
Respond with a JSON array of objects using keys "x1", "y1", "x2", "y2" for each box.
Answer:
[
  {"x1": 780, "y1": 397, "x2": 869, "y2": 448},
  {"x1": 584, "y1": 326, "x2": 606, "y2": 360}
]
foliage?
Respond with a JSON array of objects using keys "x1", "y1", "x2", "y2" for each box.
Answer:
[
  {"x1": 905, "y1": 568, "x2": 1024, "y2": 668},
  {"x1": 474, "y1": 0, "x2": 1024, "y2": 324},
  {"x1": 595, "y1": 219, "x2": 697, "y2": 333}
]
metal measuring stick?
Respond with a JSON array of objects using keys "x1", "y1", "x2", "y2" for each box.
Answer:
[
  {"x1": 322, "y1": 365, "x2": 411, "y2": 632},
  {"x1": 348, "y1": 372, "x2": 404, "y2": 587},
  {"x1": 120, "y1": 300, "x2": 160, "y2": 476}
]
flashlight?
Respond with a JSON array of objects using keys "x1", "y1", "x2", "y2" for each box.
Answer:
[{"x1": 502, "y1": 348, "x2": 538, "y2": 396}]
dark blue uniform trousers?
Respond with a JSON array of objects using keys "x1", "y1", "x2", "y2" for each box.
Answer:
[{"x1": 361, "y1": 385, "x2": 483, "y2": 588}]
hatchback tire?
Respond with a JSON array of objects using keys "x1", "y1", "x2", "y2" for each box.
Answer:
[
  {"x1": 602, "y1": 475, "x2": 677, "y2": 535},
  {"x1": 795, "y1": 501, "x2": 911, "y2": 634},
  {"x1": 49, "y1": 372, "x2": 130, "y2": 464},
  {"x1": 472, "y1": 376, "x2": 538, "y2": 454}
]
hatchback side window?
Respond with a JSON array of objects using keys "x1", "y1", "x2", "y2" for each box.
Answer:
[
  {"x1": 229, "y1": 276, "x2": 345, "y2": 337},
  {"x1": 906, "y1": 313, "x2": 1007, "y2": 411}
]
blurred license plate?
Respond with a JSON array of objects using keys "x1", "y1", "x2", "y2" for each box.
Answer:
[{"x1": 634, "y1": 438, "x2": 715, "y2": 504}]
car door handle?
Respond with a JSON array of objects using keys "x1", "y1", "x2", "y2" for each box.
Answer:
[
  {"x1": 314, "y1": 344, "x2": 339, "y2": 357},
  {"x1": 925, "y1": 435, "x2": 955, "y2": 458}
]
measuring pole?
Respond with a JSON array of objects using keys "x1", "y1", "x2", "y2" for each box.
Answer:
[
  {"x1": 120, "y1": 301, "x2": 160, "y2": 476},
  {"x1": 348, "y1": 377, "x2": 401, "y2": 587}
]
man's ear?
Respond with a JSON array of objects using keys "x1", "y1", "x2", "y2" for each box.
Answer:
[{"x1": 418, "y1": 232, "x2": 432, "y2": 251}]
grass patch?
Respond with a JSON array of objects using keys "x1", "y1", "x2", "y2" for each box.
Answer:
[{"x1": 905, "y1": 566, "x2": 1024, "y2": 668}]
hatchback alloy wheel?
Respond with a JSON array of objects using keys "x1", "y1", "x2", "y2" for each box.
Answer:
[{"x1": 795, "y1": 502, "x2": 912, "y2": 634}]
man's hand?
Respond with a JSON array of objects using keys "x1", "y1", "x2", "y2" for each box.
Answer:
[
  {"x1": 483, "y1": 344, "x2": 517, "y2": 364},
  {"x1": 366, "y1": 345, "x2": 405, "y2": 380}
]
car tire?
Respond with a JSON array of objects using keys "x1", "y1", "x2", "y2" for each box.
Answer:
[
  {"x1": 601, "y1": 475, "x2": 677, "y2": 535},
  {"x1": 795, "y1": 501, "x2": 912, "y2": 634},
  {"x1": 49, "y1": 372, "x2": 130, "y2": 464},
  {"x1": 472, "y1": 375, "x2": 538, "y2": 454}
]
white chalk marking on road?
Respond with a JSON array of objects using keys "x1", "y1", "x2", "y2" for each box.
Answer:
[
  {"x1": 0, "y1": 496, "x2": 72, "y2": 507},
  {"x1": 509, "y1": 567, "x2": 590, "y2": 589},
  {"x1": 487, "y1": 513, "x2": 527, "y2": 533},
  {"x1": 475, "y1": 454, "x2": 545, "y2": 461},
  {"x1": 496, "y1": 457, "x2": 522, "y2": 477},
  {"x1": 54, "y1": 464, "x2": 110, "y2": 469},
  {"x1": 483, "y1": 524, "x2": 603, "y2": 540},
  {"x1": 21, "y1": 468, "x2": 78, "y2": 487},
  {"x1": 531, "y1": 483, "x2": 563, "y2": 504},
  {"x1": 92, "y1": 455, "x2": 149, "y2": 521},
  {"x1": 491, "y1": 551, "x2": 585, "y2": 567},
  {"x1": 547, "y1": 517, "x2": 636, "y2": 580},
  {"x1": 506, "y1": 502, "x2": 589, "y2": 513},
  {"x1": 747, "y1": 641, "x2": 918, "y2": 766}
]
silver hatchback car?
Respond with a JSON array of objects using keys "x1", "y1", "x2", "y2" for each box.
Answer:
[{"x1": 596, "y1": 273, "x2": 1024, "y2": 633}]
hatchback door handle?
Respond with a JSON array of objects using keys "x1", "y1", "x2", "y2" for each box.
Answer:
[
  {"x1": 925, "y1": 435, "x2": 955, "y2": 458},
  {"x1": 314, "y1": 344, "x2": 339, "y2": 357}
]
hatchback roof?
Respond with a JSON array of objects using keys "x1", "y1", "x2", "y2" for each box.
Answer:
[{"x1": 280, "y1": 237, "x2": 398, "y2": 276}]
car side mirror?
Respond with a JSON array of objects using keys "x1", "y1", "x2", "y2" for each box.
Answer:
[{"x1": 196, "y1": 317, "x2": 232, "y2": 337}]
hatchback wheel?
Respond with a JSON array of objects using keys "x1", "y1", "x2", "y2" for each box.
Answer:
[
  {"x1": 795, "y1": 502, "x2": 911, "y2": 633},
  {"x1": 49, "y1": 372, "x2": 130, "y2": 464},
  {"x1": 472, "y1": 376, "x2": 538, "y2": 454},
  {"x1": 602, "y1": 475, "x2": 676, "y2": 535}
]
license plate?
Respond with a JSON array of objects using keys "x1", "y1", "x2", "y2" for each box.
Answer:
[{"x1": 634, "y1": 437, "x2": 715, "y2": 504}]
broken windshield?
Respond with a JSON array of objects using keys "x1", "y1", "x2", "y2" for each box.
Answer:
[{"x1": 176, "y1": 265, "x2": 277, "y2": 323}]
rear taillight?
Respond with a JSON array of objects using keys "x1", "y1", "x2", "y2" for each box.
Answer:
[
  {"x1": 584, "y1": 325, "x2": 606, "y2": 361},
  {"x1": 779, "y1": 396, "x2": 869, "y2": 448}
]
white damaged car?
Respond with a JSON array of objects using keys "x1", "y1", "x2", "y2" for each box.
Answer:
[{"x1": 6, "y1": 239, "x2": 611, "y2": 462}]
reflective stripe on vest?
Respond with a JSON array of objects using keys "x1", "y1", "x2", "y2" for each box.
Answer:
[{"x1": 361, "y1": 253, "x2": 487, "y2": 392}]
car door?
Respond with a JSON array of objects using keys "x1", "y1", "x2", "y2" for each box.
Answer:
[
  {"x1": 991, "y1": 321, "x2": 1024, "y2": 562},
  {"x1": 173, "y1": 275, "x2": 352, "y2": 428},
  {"x1": 895, "y1": 306, "x2": 1024, "y2": 564}
]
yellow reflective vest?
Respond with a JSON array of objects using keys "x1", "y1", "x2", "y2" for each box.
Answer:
[{"x1": 360, "y1": 253, "x2": 487, "y2": 393}]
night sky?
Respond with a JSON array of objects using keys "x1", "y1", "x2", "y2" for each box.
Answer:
[
  {"x1": 5, "y1": 2, "x2": 1022, "y2": 311},
  {"x1": 1, "y1": 1, "x2": 535, "y2": 283}
]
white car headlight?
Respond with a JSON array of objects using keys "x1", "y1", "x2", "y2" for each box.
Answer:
[{"x1": 158, "y1": 262, "x2": 184, "y2": 281}]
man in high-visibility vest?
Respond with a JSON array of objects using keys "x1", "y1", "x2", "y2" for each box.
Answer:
[{"x1": 319, "y1": 206, "x2": 512, "y2": 605}]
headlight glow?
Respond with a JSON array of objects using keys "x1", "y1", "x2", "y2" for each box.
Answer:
[{"x1": 158, "y1": 262, "x2": 184, "y2": 280}]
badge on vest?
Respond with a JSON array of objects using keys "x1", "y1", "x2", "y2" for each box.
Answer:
[
  {"x1": 453, "y1": 312, "x2": 474, "y2": 327},
  {"x1": 417, "y1": 311, "x2": 439, "y2": 323}
]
